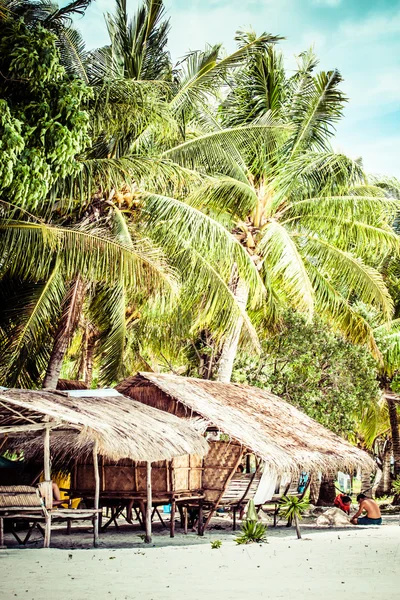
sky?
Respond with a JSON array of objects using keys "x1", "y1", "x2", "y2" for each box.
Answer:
[{"x1": 74, "y1": 0, "x2": 400, "y2": 177}]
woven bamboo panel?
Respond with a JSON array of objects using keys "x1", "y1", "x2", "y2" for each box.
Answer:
[
  {"x1": 189, "y1": 455, "x2": 202, "y2": 489},
  {"x1": 0, "y1": 485, "x2": 40, "y2": 508},
  {"x1": 72, "y1": 455, "x2": 203, "y2": 496},
  {"x1": 75, "y1": 464, "x2": 95, "y2": 492},
  {"x1": 202, "y1": 441, "x2": 242, "y2": 502},
  {"x1": 104, "y1": 466, "x2": 135, "y2": 492}
]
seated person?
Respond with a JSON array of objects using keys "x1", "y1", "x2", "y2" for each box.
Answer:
[
  {"x1": 38, "y1": 481, "x2": 66, "y2": 508},
  {"x1": 51, "y1": 481, "x2": 65, "y2": 506},
  {"x1": 350, "y1": 493, "x2": 382, "y2": 525},
  {"x1": 333, "y1": 493, "x2": 352, "y2": 515}
]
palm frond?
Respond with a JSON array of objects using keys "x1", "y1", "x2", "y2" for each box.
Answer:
[
  {"x1": 258, "y1": 220, "x2": 314, "y2": 316},
  {"x1": 298, "y1": 233, "x2": 393, "y2": 319},
  {"x1": 141, "y1": 192, "x2": 267, "y2": 307},
  {"x1": 171, "y1": 32, "x2": 282, "y2": 115}
]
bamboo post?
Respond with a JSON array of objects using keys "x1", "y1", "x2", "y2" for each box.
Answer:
[
  {"x1": 198, "y1": 500, "x2": 204, "y2": 536},
  {"x1": 145, "y1": 461, "x2": 152, "y2": 544},
  {"x1": 0, "y1": 517, "x2": 5, "y2": 548},
  {"x1": 43, "y1": 423, "x2": 51, "y2": 482},
  {"x1": 44, "y1": 513, "x2": 51, "y2": 548},
  {"x1": 93, "y1": 439, "x2": 100, "y2": 548},
  {"x1": 183, "y1": 506, "x2": 188, "y2": 535},
  {"x1": 170, "y1": 498, "x2": 176, "y2": 538}
]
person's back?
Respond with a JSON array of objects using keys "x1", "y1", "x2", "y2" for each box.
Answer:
[
  {"x1": 350, "y1": 493, "x2": 382, "y2": 525},
  {"x1": 361, "y1": 497, "x2": 381, "y2": 519}
]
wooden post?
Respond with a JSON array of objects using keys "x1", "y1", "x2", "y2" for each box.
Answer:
[
  {"x1": 183, "y1": 506, "x2": 188, "y2": 535},
  {"x1": 43, "y1": 424, "x2": 51, "y2": 482},
  {"x1": 170, "y1": 498, "x2": 176, "y2": 538},
  {"x1": 145, "y1": 461, "x2": 152, "y2": 544},
  {"x1": 198, "y1": 500, "x2": 204, "y2": 536},
  {"x1": 0, "y1": 517, "x2": 5, "y2": 548},
  {"x1": 93, "y1": 439, "x2": 100, "y2": 548},
  {"x1": 44, "y1": 513, "x2": 51, "y2": 548},
  {"x1": 233, "y1": 506, "x2": 237, "y2": 531}
]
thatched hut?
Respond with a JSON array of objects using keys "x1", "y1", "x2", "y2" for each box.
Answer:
[
  {"x1": 0, "y1": 388, "x2": 208, "y2": 545},
  {"x1": 117, "y1": 373, "x2": 375, "y2": 529}
]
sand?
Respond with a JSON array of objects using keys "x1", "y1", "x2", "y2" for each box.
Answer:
[{"x1": 1, "y1": 518, "x2": 399, "y2": 600}]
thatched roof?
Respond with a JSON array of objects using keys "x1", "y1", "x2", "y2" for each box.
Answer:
[
  {"x1": 117, "y1": 373, "x2": 375, "y2": 473},
  {"x1": 56, "y1": 379, "x2": 87, "y2": 390},
  {"x1": 0, "y1": 389, "x2": 208, "y2": 463}
]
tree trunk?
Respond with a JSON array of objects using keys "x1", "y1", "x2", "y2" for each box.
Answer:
[
  {"x1": 317, "y1": 472, "x2": 336, "y2": 506},
  {"x1": 43, "y1": 278, "x2": 86, "y2": 389},
  {"x1": 387, "y1": 397, "x2": 400, "y2": 505},
  {"x1": 309, "y1": 472, "x2": 321, "y2": 505},
  {"x1": 294, "y1": 514, "x2": 301, "y2": 539},
  {"x1": 361, "y1": 469, "x2": 373, "y2": 497},
  {"x1": 82, "y1": 326, "x2": 96, "y2": 388},
  {"x1": 216, "y1": 278, "x2": 249, "y2": 383},
  {"x1": 376, "y1": 441, "x2": 392, "y2": 498},
  {"x1": 387, "y1": 397, "x2": 400, "y2": 477}
]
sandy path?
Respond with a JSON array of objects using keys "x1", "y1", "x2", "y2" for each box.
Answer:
[{"x1": 1, "y1": 525, "x2": 399, "y2": 600}]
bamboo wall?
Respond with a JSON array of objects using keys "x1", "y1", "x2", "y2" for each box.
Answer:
[{"x1": 72, "y1": 455, "x2": 203, "y2": 497}]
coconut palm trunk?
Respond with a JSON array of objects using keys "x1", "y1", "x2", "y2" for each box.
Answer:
[
  {"x1": 387, "y1": 397, "x2": 400, "y2": 477},
  {"x1": 376, "y1": 441, "x2": 392, "y2": 497},
  {"x1": 309, "y1": 472, "x2": 321, "y2": 505},
  {"x1": 216, "y1": 278, "x2": 249, "y2": 383},
  {"x1": 43, "y1": 278, "x2": 86, "y2": 389},
  {"x1": 317, "y1": 472, "x2": 336, "y2": 505},
  {"x1": 361, "y1": 469, "x2": 374, "y2": 497}
]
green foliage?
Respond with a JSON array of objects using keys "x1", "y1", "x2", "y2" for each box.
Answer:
[
  {"x1": 235, "y1": 520, "x2": 268, "y2": 545},
  {"x1": 279, "y1": 495, "x2": 310, "y2": 539},
  {"x1": 235, "y1": 499, "x2": 267, "y2": 545},
  {"x1": 392, "y1": 477, "x2": 400, "y2": 495},
  {"x1": 278, "y1": 495, "x2": 310, "y2": 521},
  {"x1": 0, "y1": 19, "x2": 91, "y2": 209},
  {"x1": 232, "y1": 311, "x2": 380, "y2": 438},
  {"x1": 210, "y1": 540, "x2": 222, "y2": 549}
]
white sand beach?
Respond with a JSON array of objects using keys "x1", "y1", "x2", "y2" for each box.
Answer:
[{"x1": 1, "y1": 518, "x2": 399, "y2": 600}]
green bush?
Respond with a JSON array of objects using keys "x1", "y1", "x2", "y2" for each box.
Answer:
[
  {"x1": 211, "y1": 540, "x2": 222, "y2": 549},
  {"x1": 392, "y1": 477, "x2": 400, "y2": 495},
  {"x1": 235, "y1": 520, "x2": 267, "y2": 545}
]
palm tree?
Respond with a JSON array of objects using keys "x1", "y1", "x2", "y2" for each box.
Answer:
[
  {"x1": 0, "y1": 1, "x2": 283, "y2": 387},
  {"x1": 163, "y1": 39, "x2": 399, "y2": 381},
  {"x1": 279, "y1": 495, "x2": 310, "y2": 539}
]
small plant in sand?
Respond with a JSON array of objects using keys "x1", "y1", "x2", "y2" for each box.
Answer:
[
  {"x1": 392, "y1": 477, "x2": 400, "y2": 504},
  {"x1": 211, "y1": 540, "x2": 222, "y2": 549},
  {"x1": 235, "y1": 500, "x2": 267, "y2": 545},
  {"x1": 279, "y1": 495, "x2": 310, "y2": 539}
]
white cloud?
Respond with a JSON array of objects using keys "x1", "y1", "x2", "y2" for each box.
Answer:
[{"x1": 339, "y1": 9, "x2": 400, "y2": 40}]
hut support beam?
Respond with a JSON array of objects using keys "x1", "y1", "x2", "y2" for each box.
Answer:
[
  {"x1": 145, "y1": 461, "x2": 152, "y2": 543},
  {"x1": 93, "y1": 439, "x2": 100, "y2": 548},
  {"x1": 43, "y1": 423, "x2": 51, "y2": 483},
  {"x1": 170, "y1": 498, "x2": 176, "y2": 538}
]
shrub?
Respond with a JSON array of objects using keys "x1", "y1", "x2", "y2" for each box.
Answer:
[{"x1": 235, "y1": 520, "x2": 268, "y2": 545}]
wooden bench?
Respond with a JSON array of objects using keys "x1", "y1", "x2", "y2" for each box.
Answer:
[{"x1": 0, "y1": 484, "x2": 102, "y2": 548}]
